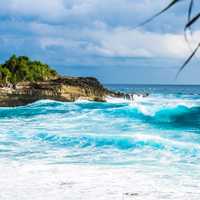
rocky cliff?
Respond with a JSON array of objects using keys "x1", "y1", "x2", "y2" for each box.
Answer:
[{"x1": 0, "y1": 77, "x2": 123, "y2": 107}]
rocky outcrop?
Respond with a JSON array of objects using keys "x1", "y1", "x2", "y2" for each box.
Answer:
[{"x1": 0, "y1": 77, "x2": 124, "y2": 107}]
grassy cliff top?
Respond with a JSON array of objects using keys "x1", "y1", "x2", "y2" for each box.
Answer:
[{"x1": 0, "y1": 55, "x2": 58, "y2": 84}]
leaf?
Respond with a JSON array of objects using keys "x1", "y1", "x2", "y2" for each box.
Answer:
[
  {"x1": 136, "y1": 0, "x2": 182, "y2": 27},
  {"x1": 185, "y1": 12, "x2": 200, "y2": 30},
  {"x1": 188, "y1": 0, "x2": 194, "y2": 23},
  {"x1": 184, "y1": 0, "x2": 194, "y2": 50},
  {"x1": 176, "y1": 42, "x2": 200, "y2": 79}
]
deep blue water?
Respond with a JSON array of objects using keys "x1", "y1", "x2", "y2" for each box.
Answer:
[
  {"x1": 0, "y1": 85, "x2": 200, "y2": 167},
  {"x1": 107, "y1": 84, "x2": 200, "y2": 95}
]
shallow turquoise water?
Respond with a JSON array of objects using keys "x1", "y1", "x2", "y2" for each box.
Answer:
[{"x1": 0, "y1": 85, "x2": 200, "y2": 169}]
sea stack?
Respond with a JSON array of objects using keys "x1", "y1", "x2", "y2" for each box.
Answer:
[{"x1": 0, "y1": 55, "x2": 124, "y2": 107}]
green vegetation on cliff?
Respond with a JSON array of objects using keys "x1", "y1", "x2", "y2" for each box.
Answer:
[{"x1": 0, "y1": 55, "x2": 58, "y2": 84}]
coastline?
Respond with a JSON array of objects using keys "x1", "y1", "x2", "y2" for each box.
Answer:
[{"x1": 0, "y1": 76, "x2": 124, "y2": 107}]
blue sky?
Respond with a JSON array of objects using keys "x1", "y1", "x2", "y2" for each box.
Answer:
[{"x1": 1, "y1": 0, "x2": 200, "y2": 84}]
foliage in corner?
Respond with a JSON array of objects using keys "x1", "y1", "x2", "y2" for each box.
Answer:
[{"x1": 137, "y1": 0, "x2": 200, "y2": 77}]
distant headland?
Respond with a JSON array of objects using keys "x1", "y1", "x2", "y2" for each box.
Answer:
[{"x1": 0, "y1": 55, "x2": 124, "y2": 107}]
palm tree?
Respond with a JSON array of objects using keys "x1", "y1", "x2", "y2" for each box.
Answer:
[{"x1": 138, "y1": 0, "x2": 200, "y2": 77}]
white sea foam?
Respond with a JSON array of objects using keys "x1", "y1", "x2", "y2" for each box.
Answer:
[
  {"x1": 0, "y1": 163, "x2": 200, "y2": 200},
  {"x1": 106, "y1": 96, "x2": 130, "y2": 103},
  {"x1": 75, "y1": 99, "x2": 91, "y2": 103},
  {"x1": 106, "y1": 94, "x2": 200, "y2": 117},
  {"x1": 126, "y1": 94, "x2": 200, "y2": 116}
]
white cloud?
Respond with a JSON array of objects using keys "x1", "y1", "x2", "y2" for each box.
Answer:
[
  {"x1": 0, "y1": 0, "x2": 197, "y2": 60},
  {"x1": 0, "y1": 0, "x2": 179, "y2": 27},
  {"x1": 90, "y1": 28, "x2": 192, "y2": 58},
  {"x1": 0, "y1": 0, "x2": 66, "y2": 21},
  {"x1": 30, "y1": 22, "x2": 195, "y2": 59}
]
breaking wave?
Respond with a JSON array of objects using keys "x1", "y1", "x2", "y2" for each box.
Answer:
[{"x1": 0, "y1": 93, "x2": 200, "y2": 165}]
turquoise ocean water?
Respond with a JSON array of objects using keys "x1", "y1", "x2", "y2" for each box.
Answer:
[{"x1": 1, "y1": 84, "x2": 200, "y2": 168}]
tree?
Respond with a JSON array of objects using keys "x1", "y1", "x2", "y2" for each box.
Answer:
[
  {"x1": 0, "y1": 55, "x2": 58, "y2": 84},
  {"x1": 0, "y1": 66, "x2": 12, "y2": 83}
]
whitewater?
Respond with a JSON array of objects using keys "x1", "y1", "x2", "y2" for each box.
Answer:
[{"x1": 0, "y1": 85, "x2": 200, "y2": 200}]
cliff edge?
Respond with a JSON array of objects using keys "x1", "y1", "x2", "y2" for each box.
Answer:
[{"x1": 0, "y1": 76, "x2": 123, "y2": 107}]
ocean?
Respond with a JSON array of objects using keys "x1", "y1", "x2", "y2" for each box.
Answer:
[{"x1": 0, "y1": 84, "x2": 200, "y2": 200}]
